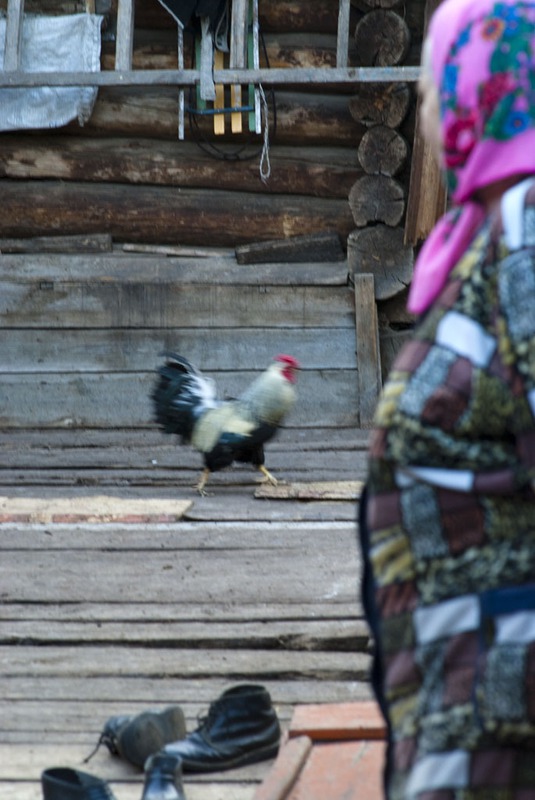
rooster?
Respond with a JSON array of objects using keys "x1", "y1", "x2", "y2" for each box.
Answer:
[{"x1": 152, "y1": 353, "x2": 299, "y2": 494}]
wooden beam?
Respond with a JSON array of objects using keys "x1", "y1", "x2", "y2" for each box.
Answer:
[
  {"x1": 199, "y1": 18, "x2": 216, "y2": 102},
  {"x1": 354, "y1": 274, "x2": 382, "y2": 428},
  {"x1": 336, "y1": 0, "x2": 350, "y2": 68},
  {"x1": 253, "y1": 736, "x2": 312, "y2": 800},
  {"x1": 3, "y1": 0, "x2": 25, "y2": 71},
  {"x1": 404, "y1": 0, "x2": 447, "y2": 245},
  {"x1": 0, "y1": 65, "x2": 421, "y2": 88},
  {"x1": 115, "y1": 0, "x2": 134, "y2": 71},
  {"x1": 230, "y1": 0, "x2": 248, "y2": 133}
]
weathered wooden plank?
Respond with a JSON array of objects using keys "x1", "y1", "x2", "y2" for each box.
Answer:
[
  {"x1": 115, "y1": 0, "x2": 135, "y2": 71},
  {"x1": 0, "y1": 181, "x2": 356, "y2": 246},
  {"x1": 2, "y1": 677, "x2": 373, "y2": 706},
  {"x1": 0, "y1": 469, "x2": 358, "y2": 489},
  {"x1": 336, "y1": 0, "x2": 351, "y2": 68},
  {"x1": 0, "y1": 618, "x2": 368, "y2": 649},
  {"x1": 3, "y1": 0, "x2": 24, "y2": 71},
  {"x1": 0, "y1": 369, "x2": 358, "y2": 428},
  {"x1": 404, "y1": 0, "x2": 448, "y2": 246},
  {"x1": 1, "y1": 645, "x2": 370, "y2": 679},
  {"x1": 235, "y1": 232, "x2": 344, "y2": 265},
  {"x1": 0, "y1": 490, "x2": 358, "y2": 520},
  {"x1": 0, "y1": 136, "x2": 361, "y2": 199},
  {"x1": 0, "y1": 446, "x2": 364, "y2": 474},
  {"x1": 0, "y1": 461, "x2": 363, "y2": 487},
  {"x1": 0, "y1": 732, "x2": 274, "y2": 785},
  {"x1": 1, "y1": 700, "x2": 297, "y2": 735},
  {"x1": 0, "y1": 599, "x2": 362, "y2": 621},
  {"x1": 121, "y1": 243, "x2": 234, "y2": 258},
  {"x1": 0, "y1": 445, "x2": 366, "y2": 484},
  {"x1": 255, "y1": 481, "x2": 363, "y2": 501},
  {"x1": 0, "y1": 252, "x2": 350, "y2": 284},
  {"x1": 0, "y1": 66, "x2": 421, "y2": 89},
  {"x1": 0, "y1": 233, "x2": 113, "y2": 253},
  {"x1": 404, "y1": 94, "x2": 447, "y2": 245},
  {"x1": 0, "y1": 252, "x2": 351, "y2": 285},
  {"x1": 0, "y1": 328, "x2": 357, "y2": 373},
  {"x1": 253, "y1": 735, "x2": 312, "y2": 800},
  {"x1": 354, "y1": 275, "x2": 382, "y2": 428},
  {"x1": 0, "y1": 519, "x2": 359, "y2": 557},
  {"x1": 0, "y1": 780, "x2": 255, "y2": 800},
  {"x1": 0, "y1": 427, "x2": 370, "y2": 450},
  {"x1": 380, "y1": 327, "x2": 411, "y2": 377},
  {"x1": 0, "y1": 545, "x2": 360, "y2": 604},
  {"x1": 0, "y1": 283, "x2": 354, "y2": 330}
]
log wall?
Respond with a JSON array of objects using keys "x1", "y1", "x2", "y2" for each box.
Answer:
[
  {"x1": 0, "y1": 0, "x2": 425, "y2": 248},
  {"x1": 345, "y1": 1, "x2": 423, "y2": 372},
  {"x1": 0, "y1": 0, "x2": 426, "y2": 429}
]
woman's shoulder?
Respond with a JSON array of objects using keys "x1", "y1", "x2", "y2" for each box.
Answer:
[{"x1": 490, "y1": 176, "x2": 535, "y2": 252}]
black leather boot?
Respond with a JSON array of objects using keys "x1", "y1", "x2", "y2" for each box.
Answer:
[
  {"x1": 85, "y1": 706, "x2": 187, "y2": 769},
  {"x1": 164, "y1": 684, "x2": 280, "y2": 773},
  {"x1": 141, "y1": 753, "x2": 186, "y2": 800},
  {"x1": 42, "y1": 767, "x2": 116, "y2": 800}
]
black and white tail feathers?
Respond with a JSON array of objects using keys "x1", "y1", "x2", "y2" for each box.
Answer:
[{"x1": 151, "y1": 352, "x2": 218, "y2": 442}]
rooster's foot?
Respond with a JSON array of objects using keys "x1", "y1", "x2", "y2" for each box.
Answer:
[
  {"x1": 258, "y1": 465, "x2": 278, "y2": 486},
  {"x1": 195, "y1": 468, "x2": 211, "y2": 496}
]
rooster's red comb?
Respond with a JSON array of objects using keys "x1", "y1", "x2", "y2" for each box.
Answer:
[{"x1": 274, "y1": 354, "x2": 300, "y2": 368}]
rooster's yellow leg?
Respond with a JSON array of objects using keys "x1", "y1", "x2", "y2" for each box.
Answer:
[
  {"x1": 258, "y1": 465, "x2": 278, "y2": 486},
  {"x1": 195, "y1": 468, "x2": 211, "y2": 495}
]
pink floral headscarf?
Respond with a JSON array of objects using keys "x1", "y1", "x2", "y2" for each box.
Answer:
[{"x1": 407, "y1": 0, "x2": 535, "y2": 314}]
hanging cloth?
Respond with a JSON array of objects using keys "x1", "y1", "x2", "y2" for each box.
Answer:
[{"x1": 157, "y1": 0, "x2": 228, "y2": 32}]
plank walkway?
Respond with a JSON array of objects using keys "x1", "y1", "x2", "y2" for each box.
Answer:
[{"x1": 0, "y1": 427, "x2": 374, "y2": 800}]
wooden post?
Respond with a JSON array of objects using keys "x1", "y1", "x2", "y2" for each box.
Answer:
[
  {"x1": 404, "y1": 0, "x2": 447, "y2": 245},
  {"x1": 178, "y1": 25, "x2": 185, "y2": 139},
  {"x1": 115, "y1": 0, "x2": 135, "y2": 71},
  {"x1": 230, "y1": 0, "x2": 248, "y2": 133},
  {"x1": 4, "y1": 0, "x2": 25, "y2": 71},
  {"x1": 336, "y1": 0, "x2": 350, "y2": 68},
  {"x1": 250, "y1": 0, "x2": 261, "y2": 134},
  {"x1": 354, "y1": 274, "x2": 382, "y2": 428},
  {"x1": 199, "y1": 17, "x2": 216, "y2": 102},
  {"x1": 213, "y1": 48, "x2": 225, "y2": 135}
]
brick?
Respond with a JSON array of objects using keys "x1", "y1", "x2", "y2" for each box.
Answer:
[{"x1": 289, "y1": 701, "x2": 386, "y2": 741}]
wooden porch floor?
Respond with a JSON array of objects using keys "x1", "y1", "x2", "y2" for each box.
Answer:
[{"x1": 0, "y1": 426, "x2": 375, "y2": 800}]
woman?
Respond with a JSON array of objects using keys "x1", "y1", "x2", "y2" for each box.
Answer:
[{"x1": 362, "y1": 0, "x2": 535, "y2": 797}]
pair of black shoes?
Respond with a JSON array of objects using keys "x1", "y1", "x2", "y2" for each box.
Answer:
[
  {"x1": 43, "y1": 685, "x2": 281, "y2": 800},
  {"x1": 95, "y1": 684, "x2": 281, "y2": 774},
  {"x1": 42, "y1": 753, "x2": 185, "y2": 800}
]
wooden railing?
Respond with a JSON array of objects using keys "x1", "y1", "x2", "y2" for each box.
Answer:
[
  {"x1": 1, "y1": 0, "x2": 421, "y2": 85},
  {"x1": 0, "y1": 0, "x2": 420, "y2": 138}
]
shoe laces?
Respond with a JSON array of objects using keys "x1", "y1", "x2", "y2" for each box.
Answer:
[
  {"x1": 196, "y1": 699, "x2": 230, "y2": 743},
  {"x1": 82, "y1": 729, "x2": 118, "y2": 764}
]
